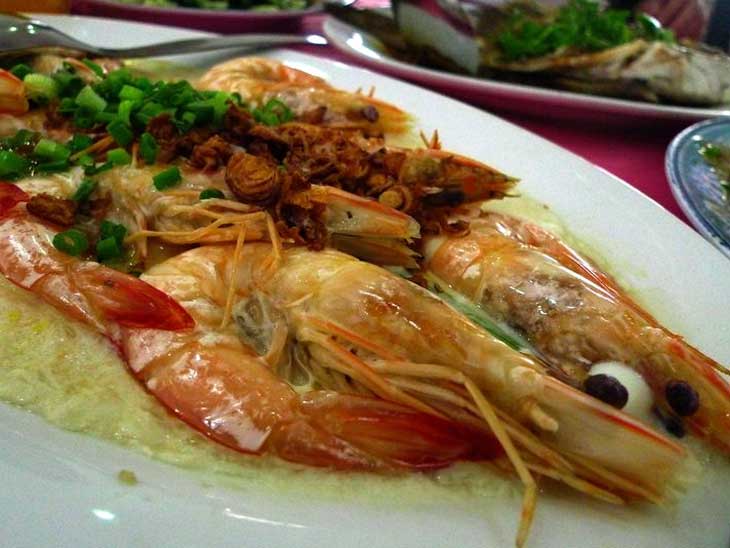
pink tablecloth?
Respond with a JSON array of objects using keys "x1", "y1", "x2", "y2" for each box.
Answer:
[{"x1": 296, "y1": 14, "x2": 691, "y2": 225}]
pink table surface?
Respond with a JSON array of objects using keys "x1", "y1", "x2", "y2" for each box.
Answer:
[{"x1": 295, "y1": 14, "x2": 692, "y2": 225}]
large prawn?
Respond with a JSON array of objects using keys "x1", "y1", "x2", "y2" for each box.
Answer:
[
  {"x1": 12, "y1": 122, "x2": 514, "y2": 268},
  {"x1": 196, "y1": 57, "x2": 411, "y2": 135},
  {"x1": 422, "y1": 211, "x2": 730, "y2": 454},
  {"x1": 164, "y1": 241, "x2": 689, "y2": 546},
  {"x1": 0, "y1": 184, "x2": 499, "y2": 471}
]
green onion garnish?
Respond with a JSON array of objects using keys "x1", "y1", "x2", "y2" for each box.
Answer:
[
  {"x1": 100, "y1": 219, "x2": 127, "y2": 244},
  {"x1": 2, "y1": 129, "x2": 37, "y2": 149},
  {"x1": 153, "y1": 166, "x2": 181, "y2": 190},
  {"x1": 23, "y1": 73, "x2": 59, "y2": 103},
  {"x1": 117, "y1": 100, "x2": 137, "y2": 126},
  {"x1": 68, "y1": 134, "x2": 93, "y2": 154},
  {"x1": 74, "y1": 154, "x2": 95, "y2": 168},
  {"x1": 33, "y1": 138, "x2": 70, "y2": 162},
  {"x1": 107, "y1": 119, "x2": 133, "y2": 147},
  {"x1": 10, "y1": 63, "x2": 32, "y2": 80},
  {"x1": 96, "y1": 236, "x2": 122, "y2": 261},
  {"x1": 53, "y1": 229, "x2": 89, "y2": 256},
  {"x1": 36, "y1": 159, "x2": 70, "y2": 174},
  {"x1": 0, "y1": 150, "x2": 29, "y2": 178},
  {"x1": 72, "y1": 178, "x2": 97, "y2": 202},
  {"x1": 82, "y1": 59, "x2": 104, "y2": 77},
  {"x1": 119, "y1": 85, "x2": 145, "y2": 102},
  {"x1": 199, "y1": 188, "x2": 225, "y2": 200},
  {"x1": 107, "y1": 148, "x2": 131, "y2": 166},
  {"x1": 252, "y1": 98, "x2": 294, "y2": 126},
  {"x1": 75, "y1": 85, "x2": 107, "y2": 113},
  {"x1": 96, "y1": 219, "x2": 127, "y2": 261},
  {"x1": 139, "y1": 132, "x2": 157, "y2": 165}
]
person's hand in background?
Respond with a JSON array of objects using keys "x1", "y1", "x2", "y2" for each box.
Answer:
[{"x1": 636, "y1": 0, "x2": 711, "y2": 40}]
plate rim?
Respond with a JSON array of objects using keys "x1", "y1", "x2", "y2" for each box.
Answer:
[{"x1": 71, "y1": 0, "x2": 323, "y2": 19}]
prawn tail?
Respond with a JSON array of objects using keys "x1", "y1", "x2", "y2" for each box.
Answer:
[
  {"x1": 76, "y1": 264, "x2": 194, "y2": 330},
  {"x1": 288, "y1": 391, "x2": 503, "y2": 470},
  {"x1": 0, "y1": 204, "x2": 194, "y2": 333}
]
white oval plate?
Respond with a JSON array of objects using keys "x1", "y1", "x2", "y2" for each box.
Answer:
[
  {"x1": 324, "y1": 17, "x2": 730, "y2": 124},
  {"x1": 2, "y1": 14, "x2": 730, "y2": 548}
]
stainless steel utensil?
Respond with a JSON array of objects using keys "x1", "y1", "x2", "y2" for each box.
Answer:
[{"x1": 0, "y1": 13, "x2": 327, "y2": 59}]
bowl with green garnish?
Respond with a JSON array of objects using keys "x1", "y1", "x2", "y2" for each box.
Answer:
[
  {"x1": 666, "y1": 117, "x2": 730, "y2": 258},
  {"x1": 71, "y1": 0, "x2": 329, "y2": 33}
]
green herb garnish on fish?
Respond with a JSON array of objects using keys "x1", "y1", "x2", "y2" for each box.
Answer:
[{"x1": 496, "y1": 0, "x2": 674, "y2": 62}]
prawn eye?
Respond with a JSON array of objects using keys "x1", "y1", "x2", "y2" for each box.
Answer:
[
  {"x1": 665, "y1": 380, "x2": 700, "y2": 417},
  {"x1": 584, "y1": 374, "x2": 629, "y2": 409},
  {"x1": 233, "y1": 291, "x2": 285, "y2": 357}
]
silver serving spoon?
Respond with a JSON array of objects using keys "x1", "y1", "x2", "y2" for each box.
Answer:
[{"x1": 0, "y1": 13, "x2": 327, "y2": 59}]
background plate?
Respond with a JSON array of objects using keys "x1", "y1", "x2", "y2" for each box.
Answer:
[
  {"x1": 2, "y1": 14, "x2": 730, "y2": 548},
  {"x1": 667, "y1": 117, "x2": 730, "y2": 258},
  {"x1": 71, "y1": 0, "x2": 322, "y2": 33},
  {"x1": 324, "y1": 17, "x2": 730, "y2": 124}
]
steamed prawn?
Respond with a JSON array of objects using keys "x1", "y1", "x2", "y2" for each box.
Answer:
[
  {"x1": 0, "y1": 187, "x2": 499, "y2": 471},
  {"x1": 213, "y1": 241, "x2": 687, "y2": 545},
  {"x1": 422, "y1": 211, "x2": 730, "y2": 454},
  {"x1": 197, "y1": 57, "x2": 411, "y2": 135}
]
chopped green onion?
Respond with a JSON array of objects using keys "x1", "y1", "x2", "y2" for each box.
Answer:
[
  {"x1": 75, "y1": 85, "x2": 107, "y2": 113},
  {"x1": 199, "y1": 188, "x2": 225, "y2": 200},
  {"x1": 134, "y1": 77, "x2": 152, "y2": 92},
  {"x1": 23, "y1": 73, "x2": 59, "y2": 103},
  {"x1": 117, "y1": 99, "x2": 137, "y2": 126},
  {"x1": 73, "y1": 110, "x2": 96, "y2": 129},
  {"x1": 72, "y1": 178, "x2": 97, "y2": 202},
  {"x1": 153, "y1": 166, "x2": 181, "y2": 190},
  {"x1": 253, "y1": 98, "x2": 293, "y2": 126},
  {"x1": 107, "y1": 147, "x2": 131, "y2": 166},
  {"x1": 94, "y1": 112, "x2": 117, "y2": 124},
  {"x1": 96, "y1": 236, "x2": 122, "y2": 261},
  {"x1": 2, "y1": 129, "x2": 37, "y2": 149},
  {"x1": 53, "y1": 229, "x2": 89, "y2": 256},
  {"x1": 33, "y1": 138, "x2": 70, "y2": 162},
  {"x1": 185, "y1": 102, "x2": 215, "y2": 125},
  {"x1": 9, "y1": 63, "x2": 32, "y2": 80},
  {"x1": 82, "y1": 59, "x2": 104, "y2": 77},
  {"x1": 107, "y1": 119, "x2": 133, "y2": 147},
  {"x1": 100, "y1": 219, "x2": 127, "y2": 244},
  {"x1": 68, "y1": 134, "x2": 93, "y2": 154},
  {"x1": 0, "y1": 150, "x2": 29, "y2": 178},
  {"x1": 52, "y1": 70, "x2": 85, "y2": 98},
  {"x1": 119, "y1": 85, "x2": 145, "y2": 102},
  {"x1": 58, "y1": 97, "x2": 76, "y2": 114},
  {"x1": 36, "y1": 159, "x2": 70, "y2": 174},
  {"x1": 134, "y1": 101, "x2": 164, "y2": 126},
  {"x1": 139, "y1": 132, "x2": 157, "y2": 165}
]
